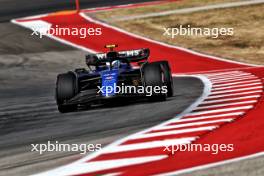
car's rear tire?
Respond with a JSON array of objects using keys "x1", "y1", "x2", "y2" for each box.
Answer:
[
  {"x1": 56, "y1": 72, "x2": 78, "y2": 113},
  {"x1": 153, "y1": 61, "x2": 174, "y2": 97},
  {"x1": 143, "y1": 63, "x2": 166, "y2": 101}
]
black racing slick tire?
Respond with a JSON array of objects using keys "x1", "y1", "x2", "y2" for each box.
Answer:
[
  {"x1": 153, "y1": 61, "x2": 174, "y2": 97},
  {"x1": 56, "y1": 72, "x2": 78, "y2": 113},
  {"x1": 143, "y1": 63, "x2": 166, "y2": 101}
]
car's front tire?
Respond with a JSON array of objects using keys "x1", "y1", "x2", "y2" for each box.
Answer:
[{"x1": 56, "y1": 72, "x2": 78, "y2": 113}]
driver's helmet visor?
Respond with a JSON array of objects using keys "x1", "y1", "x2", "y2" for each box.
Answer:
[{"x1": 112, "y1": 60, "x2": 121, "y2": 68}]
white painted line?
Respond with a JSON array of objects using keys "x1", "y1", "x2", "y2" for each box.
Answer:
[
  {"x1": 213, "y1": 79, "x2": 261, "y2": 87},
  {"x1": 208, "y1": 73, "x2": 252, "y2": 80},
  {"x1": 189, "y1": 105, "x2": 253, "y2": 116},
  {"x1": 164, "y1": 75, "x2": 212, "y2": 125},
  {"x1": 205, "y1": 71, "x2": 242, "y2": 77},
  {"x1": 206, "y1": 92, "x2": 261, "y2": 100},
  {"x1": 15, "y1": 14, "x2": 48, "y2": 20},
  {"x1": 155, "y1": 119, "x2": 233, "y2": 130},
  {"x1": 11, "y1": 19, "x2": 96, "y2": 53},
  {"x1": 211, "y1": 76, "x2": 256, "y2": 83},
  {"x1": 210, "y1": 73, "x2": 255, "y2": 79},
  {"x1": 34, "y1": 155, "x2": 167, "y2": 176},
  {"x1": 105, "y1": 138, "x2": 196, "y2": 153},
  {"x1": 180, "y1": 112, "x2": 244, "y2": 122},
  {"x1": 203, "y1": 96, "x2": 260, "y2": 104},
  {"x1": 102, "y1": 173, "x2": 120, "y2": 176},
  {"x1": 188, "y1": 68, "x2": 256, "y2": 75},
  {"x1": 206, "y1": 71, "x2": 248, "y2": 76},
  {"x1": 211, "y1": 86, "x2": 263, "y2": 95},
  {"x1": 212, "y1": 82, "x2": 262, "y2": 91},
  {"x1": 210, "y1": 75, "x2": 254, "y2": 82},
  {"x1": 130, "y1": 126, "x2": 216, "y2": 139},
  {"x1": 196, "y1": 100, "x2": 257, "y2": 110},
  {"x1": 212, "y1": 77, "x2": 258, "y2": 84}
]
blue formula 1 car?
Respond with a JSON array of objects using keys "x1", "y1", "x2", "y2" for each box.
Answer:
[{"x1": 55, "y1": 45, "x2": 173, "y2": 113}]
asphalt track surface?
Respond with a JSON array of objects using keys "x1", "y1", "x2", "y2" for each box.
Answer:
[{"x1": 0, "y1": 1, "x2": 204, "y2": 175}]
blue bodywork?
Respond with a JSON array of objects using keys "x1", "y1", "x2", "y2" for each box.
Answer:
[
  {"x1": 100, "y1": 69, "x2": 119, "y2": 97},
  {"x1": 97, "y1": 62, "x2": 132, "y2": 97},
  {"x1": 76, "y1": 61, "x2": 135, "y2": 98}
]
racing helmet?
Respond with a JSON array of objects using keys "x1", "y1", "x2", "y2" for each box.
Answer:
[{"x1": 112, "y1": 60, "x2": 121, "y2": 69}]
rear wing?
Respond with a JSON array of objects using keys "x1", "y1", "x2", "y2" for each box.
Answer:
[{"x1": 86, "y1": 48, "x2": 150, "y2": 66}]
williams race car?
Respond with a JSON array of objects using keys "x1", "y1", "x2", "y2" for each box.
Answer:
[{"x1": 55, "y1": 45, "x2": 173, "y2": 113}]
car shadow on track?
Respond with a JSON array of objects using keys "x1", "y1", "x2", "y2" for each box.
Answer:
[{"x1": 74, "y1": 96, "x2": 176, "y2": 113}]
